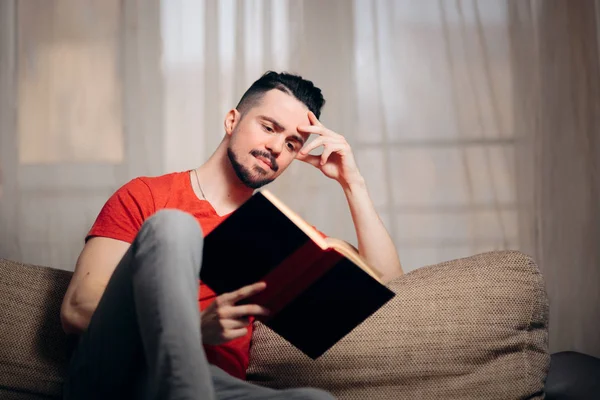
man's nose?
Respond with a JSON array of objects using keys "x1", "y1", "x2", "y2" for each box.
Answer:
[{"x1": 265, "y1": 136, "x2": 284, "y2": 156}]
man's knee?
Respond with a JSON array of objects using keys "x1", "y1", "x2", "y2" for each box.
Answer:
[
  {"x1": 134, "y1": 210, "x2": 204, "y2": 277},
  {"x1": 285, "y1": 388, "x2": 336, "y2": 400},
  {"x1": 142, "y1": 209, "x2": 203, "y2": 244}
]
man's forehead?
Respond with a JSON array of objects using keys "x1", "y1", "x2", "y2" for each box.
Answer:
[
  {"x1": 299, "y1": 131, "x2": 311, "y2": 142},
  {"x1": 258, "y1": 90, "x2": 310, "y2": 124}
]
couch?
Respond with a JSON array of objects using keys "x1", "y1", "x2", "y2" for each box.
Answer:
[{"x1": 0, "y1": 251, "x2": 551, "y2": 399}]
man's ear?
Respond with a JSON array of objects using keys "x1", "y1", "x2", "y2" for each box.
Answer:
[{"x1": 224, "y1": 109, "x2": 241, "y2": 136}]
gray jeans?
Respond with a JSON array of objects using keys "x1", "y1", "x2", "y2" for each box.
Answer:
[{"x1": 63, "y1": 209, "x2": 335, "y2": 400}]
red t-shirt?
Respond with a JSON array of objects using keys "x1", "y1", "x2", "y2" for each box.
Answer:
[{"x1": 86, "y1": 171, "x2": 252, "y2": 380}]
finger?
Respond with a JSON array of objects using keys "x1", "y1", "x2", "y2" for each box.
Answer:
[
  {"x1": 297, "y1": 125, "x2": 344, "y2": 144},
  {"x1": 220, "y1": 281, "x2": 267, "y2": 304},
  {"x1": 320, "y1": 143, "x2": 344, "y2": 165},
  {"x1": 308, "y1": 111, "x2": 323, "y2": 127},
  {"x1": 300, "y1": 136, "x2": 344, "y2": 155},
  {"x1": 225, "y1": 304, "x2": 270, "y2": 319},
  {"x1": 320, "y1": 146, "x2": 334, "y2": 166},
  {"x1": 221, "y1": 317, "x2": 251, "y2": 329},
  {"x1": 299, "y1": 137, "x2": 326, "y2": 155},
  {"x1": 223, "y1": 327, "x2": 249, "y2": 341},
  {"x1": 295, "y1": 152, "x2": 322, "y2": 168},
  {"x1": 297, "y1": 125, "x2": 325, "y2": 135}
]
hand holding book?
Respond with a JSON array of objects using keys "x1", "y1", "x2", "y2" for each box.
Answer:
[{"x1": 200, "y1": 281, "x2": 270, "y2": 345}]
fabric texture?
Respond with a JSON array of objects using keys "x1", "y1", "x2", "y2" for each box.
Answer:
[
  {"x1": 0, "y1": 258, "x2": 74, "y2": 398},
  {"x1": 86, "y1": 170, "x2": 252, "y2": 380},
  {"x1": 209, "y1": 364, "x2": 334, "y2": 400},
  {"x1": 0, "y1": 251, "x2": 550, "y2": 399},
  {"x1": 246, "y1": 250, "x2": 550, "y2": 400}
]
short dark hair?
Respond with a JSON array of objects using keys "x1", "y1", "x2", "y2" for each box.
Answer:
[{"x1": 236, "y1": 71, "x2": 325, "y2": 119}]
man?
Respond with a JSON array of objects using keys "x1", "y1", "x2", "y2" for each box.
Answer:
[{"x1": 60, "y1": 71, "x2": 403, "y2": 399}]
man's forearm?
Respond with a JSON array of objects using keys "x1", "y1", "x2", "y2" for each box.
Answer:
[
  {"x1": 293, "y1": 110, "x2": 403, "y2": 281},
  {"x1": 343, "y1": 177, "x2": 403, "y2": 283}
]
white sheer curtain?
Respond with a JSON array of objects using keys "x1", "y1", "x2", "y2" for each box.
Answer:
[
  {"x1": 0, "y1": 0, "x2": 163, "y2": 269},
  {"x1": 159, "y1": 0, "x2": 517, "y2": 272},
  {"x1": 351, "y1": 0, "x2": 516, "y2": 270},
  {"x1": 510, "y1": 0, "x2": 600, "y2": 358},
  {"x1": 3, "y1": 0, "x2": 599, "y2": 356},
  {"x1": 160, "y1": 0, "x2": 359, "y2": 249},
  {"x1": 0, "y1": 0, "x2": 519, "y2": 272}
]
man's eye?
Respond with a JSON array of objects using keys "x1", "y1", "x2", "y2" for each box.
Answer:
[
  {"x1": 263, "y1": 125, "x2": 274, "y2": 133},
  {"x1": 287, "y1": 142, "x2": 296, "y2": 151}
]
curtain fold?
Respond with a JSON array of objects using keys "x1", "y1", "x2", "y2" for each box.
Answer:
[
  {"x1": 2, "y1": 0, "x2": 599, "y2": 357},
  {"x1": 510, "y1": 0, "x2": 600, "y2": 357}
]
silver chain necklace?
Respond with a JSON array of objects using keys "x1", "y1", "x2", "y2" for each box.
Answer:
[{"x1": 193, "y1": 169, "x2": 207, "y2": 200}]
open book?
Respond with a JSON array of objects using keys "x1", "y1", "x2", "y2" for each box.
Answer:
[{"x1": 200, "y1": 190, "x2": 395, "y2": 359}]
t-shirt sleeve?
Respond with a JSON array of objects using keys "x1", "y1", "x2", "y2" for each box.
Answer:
[{"x1": 86, "y1": 178, "x2": 156, "y2": 244}]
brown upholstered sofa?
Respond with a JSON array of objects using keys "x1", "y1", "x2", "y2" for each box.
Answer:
[{"x1": 0, "y1": 250, "x2": 550, "y2": 399}]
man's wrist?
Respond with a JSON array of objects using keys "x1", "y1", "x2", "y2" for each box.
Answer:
[{"x1": 341, "y1": 175, "x2": 366, "y2": 193}]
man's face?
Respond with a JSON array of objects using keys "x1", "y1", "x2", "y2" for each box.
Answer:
[{"x1": 226, "y1": 89, "x2": 311, "y2": 189}]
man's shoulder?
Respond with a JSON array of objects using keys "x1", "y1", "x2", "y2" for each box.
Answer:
[
  {"x1": 124, "y1": 170, "x2": 191, "y2": 210},
  {"x1": 132, "y1": 171, "x2": 187, "y2": 193}
]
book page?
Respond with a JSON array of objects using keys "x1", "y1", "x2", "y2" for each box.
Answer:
[
  {"x1": 324, "y1": 237, "x2": 383, "y2": 283},
  {"x1": 261, "y1": 190, "x2": 384, "y2": 283}
]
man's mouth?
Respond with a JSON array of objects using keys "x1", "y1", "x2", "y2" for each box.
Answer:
[
  {"x1": 255, "y1": 156, "x2": 273, "y2": 170},
  {"x1": 251, "y1": 151, "x2": 278, "y2": 171}
]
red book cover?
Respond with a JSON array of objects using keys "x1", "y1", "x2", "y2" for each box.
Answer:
[{"x1": 200, "y1": 190, "x2": 395, "y2": 359}]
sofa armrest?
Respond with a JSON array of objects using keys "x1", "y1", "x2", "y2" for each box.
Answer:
[
  {"x1": 0, "y1": 258, "x2": 74, "y2": 398},
  {"x1": 545, "y1": 351, "x2": 600, "y2": 400}
]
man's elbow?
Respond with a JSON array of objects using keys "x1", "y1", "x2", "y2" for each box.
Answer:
[
  {"x1": 60, "y1": 275, "x2": 108, "y2": 335},
  {"x1": 60, "y1": 303, "x2": 87, "y2": 335},
  {"x1": 60, "y1": 288, "x2": 98, "y2": 335},
  {"x1": 384, "y1": 272, "x2": 403, "y2": 284},
  {"x1": 380, "y1": 262, "x2": 404, "y2": 284}
]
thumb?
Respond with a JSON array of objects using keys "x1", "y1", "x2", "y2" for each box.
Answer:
[{"x1": 296, "y1": 152, "x2": 321, "y2": 168}]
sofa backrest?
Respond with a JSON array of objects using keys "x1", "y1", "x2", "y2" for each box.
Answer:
[
  {"x1": 0, "y1": 259, "x2": 74, "y2": 399},
  {"x1": 247, "y1": 251, "x2": 550, "y2": 400},
  {"x1": 0, "y1": 251, "x2": 551, "y2": 400}
]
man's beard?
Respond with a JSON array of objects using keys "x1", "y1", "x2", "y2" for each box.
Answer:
[{"x1": 227, "y1": 147, "x2": 277, "y2": 190}]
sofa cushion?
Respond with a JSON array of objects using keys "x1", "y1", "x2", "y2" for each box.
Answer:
[
  {"x1": 246, "y1": 251, "x2": 550, "y2": 399},
  {"x1": 0, "y1": 259, "x2": 74, "y2": 399}
]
